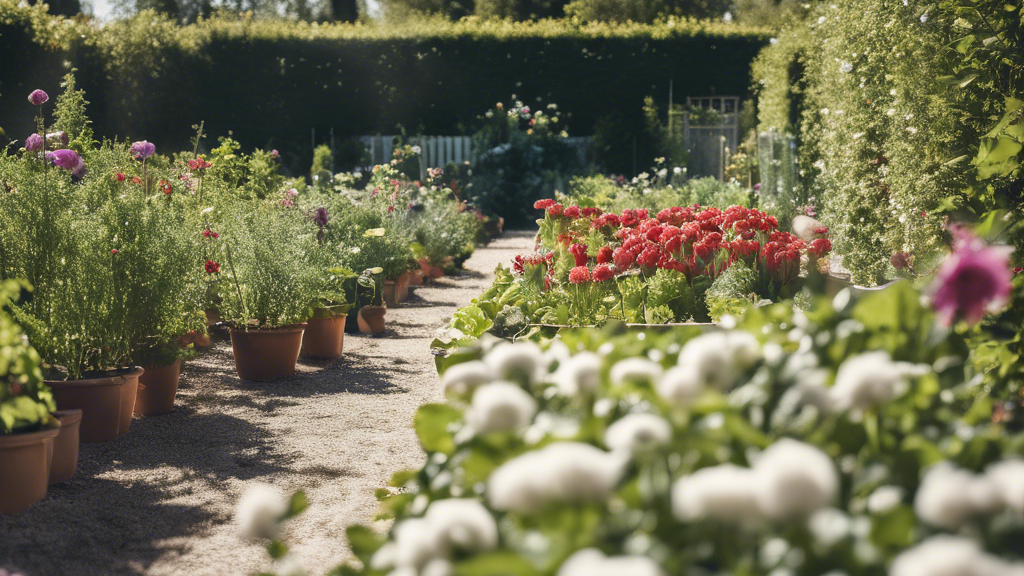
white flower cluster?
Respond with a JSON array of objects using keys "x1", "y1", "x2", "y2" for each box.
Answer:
[
  {"x1": 890, "y1": 535, "x2": 1024, "y2": 576},
  {"x1": 604, "y1": 413, "x2": 672, "y2": 454},
  {"x1": 658, "y1": 331, "x2": 760, "y2": 406},
  {"x1": 556, "y1": 548, "x2": 666, "y2": 576},
  {"x1": 465, "y1": 382, "x2": 537, "y2": 434},
  {"x1": 672, "y1": 439, "x2": 838, "y2": 522},
  {"x1": 374, "y1": 499, "x2": 498, "y2": 575},
  {"x1": 487, "y1": 442, "x2": 628, "y2": 513},
  {"x1": 235, "y1": 483, "x2": 289, "y2": 540},
  {"x1": 829, "y1": 351, "x2": 930, "y2": 413},
  {"x1": 914, "y1": 460, "x2": 1024, "y2": 530}
]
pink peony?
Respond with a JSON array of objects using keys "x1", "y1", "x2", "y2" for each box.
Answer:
[{"x1": 929, "y1": 232, "x2": 1013, "y2": 326}]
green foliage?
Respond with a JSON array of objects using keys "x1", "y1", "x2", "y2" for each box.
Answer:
[
  {"x1": 0, "y1": 4, "x2": 768, "y2": 161},
  {"x1": 564, "y1": 0, "x2": 729, "y2": 22},
  {"x1": 51, "y1": 72, "x2": 94, "y2": 148},
  {"x1": 0, "y1": 280, "x2": 55, "y2": 434},
  {"x1": 705, "y1": 259, "x2": 757, "y2": 321},
  {"x1": 310, "y1": 144, "x2": 333, "y2": 183},
  {"x1": 217, "y1": 202, "x2": 318, "y2": 328}
]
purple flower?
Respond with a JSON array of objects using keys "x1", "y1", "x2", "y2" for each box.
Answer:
[
  {"x1": 46, "y1": 149, "x2": 82, "y2": 171},
  {"x1": 27, "y1": 89, "x2": 48, "y2": 106},
  {"x1": 130, "y1": 141, "x2": 156, "y2": 160},
  {"x1": 46, "y1": 131, "x2": 69, "y2": 148},
  {"x1": 313, "y1": 207, "x2": 329, "y2": 228},
  {"x1": 25, "y1": 133, "x2": 43, "y2": 152},
  {"x1": 929, "y1": 230, "x2": 1014, "y2": 326}
]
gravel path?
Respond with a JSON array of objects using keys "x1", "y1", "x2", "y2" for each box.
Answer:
[{"x1": 0, "y1": 231, "x2": 535, "y2": 576}]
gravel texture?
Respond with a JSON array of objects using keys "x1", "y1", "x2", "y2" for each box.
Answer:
[{"x1": 0, "y1": 231, "x2": 535, "y2": 576}]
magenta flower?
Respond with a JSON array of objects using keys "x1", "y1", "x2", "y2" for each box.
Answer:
[
  {"x1": 313, "y1": 207, "x2": 329, "y2": 228},
  {"x1": 27, "y1": 89, "x2": 48, "y2": 106},
  {"x1": 46, "y1": 149, "x2": 86, "y2": 179},
  {"x1": 130, "y1": 140, "x2": 156, "y2": 160},
  {"x1": 25, "y1": 133, "x2": 43, "y2": 152},
  {"x1": 929, "y1": 231, "x2": 1014, "y2": 326}
]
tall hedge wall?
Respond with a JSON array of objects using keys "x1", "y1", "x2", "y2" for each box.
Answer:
[{"x1": 0, "y1": 5, "x2": 769, "y2": 170}]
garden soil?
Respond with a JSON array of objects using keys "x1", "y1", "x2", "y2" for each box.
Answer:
[{"x1": 0, "y1": 231, "x2": 535, "y2": 576}]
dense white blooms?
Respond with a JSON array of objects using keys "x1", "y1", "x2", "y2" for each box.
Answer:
[
  {"x1": 465, "y1": 382, "x2": 537, "y2": 434},
  {"x1": 485, "y1": 342, "x2": 545, "y2": 384},
  {"x1": 553, "y1": 352, "x2": 603, "y2": 396},
  {"x1": 986, "y1": 459, "x2": 1024, "y2": 514},
  {"x1": 867, "y1": 485, "x2": 904, "y2": 514},
  {"x1": 672, "y1": 464, "x2": 762, "y2": 523},
  {"x1": 235, "y1": 483, "x2": 289, "y2": 539},
  {"x1": 754, "y1": 439, "x2": 839, "y2": 520},
  {"x1": 609, "y1": 357, "x2": 663, "y2": 386},
  {"x1": 487, "y1": 442, "x2": 627, "y2": 513},
  {"x1": 676, "y1": 331, "x2": 760, "y2": 390},
  {"x1": 604, "y1": 413, "x2": 672, "y2": 454},
  {"x1": 657, "y1": 366, "x2": 704, "y2": 407},
  {"x1": 808, "y1": 508, "x2": 851, "y2": 547},
  {"x1": 441, "y1": 361, "x2": 495, "y2": 396},
  {"x1": 421, "y1": 559, "x2": 454, "y2": 576},
  {"x1": 830, "y1": 351, "x2": 929, "y2": 412},
  {"x1": 556, "y1": 548, "x2": 666, "y2": 576},
  {"x1": 370, "y1": 543, "x2": 398, "y2": 570},
  {"x1": 889, "y1": 536, "x2": 1017, "y2": 576},
  {"x1": 914, "y1": 463, "x2": 1001, "y2": 530},
  {"x1": 424, "y1": 498, "x2": 499, "y2": 552},
  {"x1": 394, "y1": 518, "x2": 445, "y2": 569}
]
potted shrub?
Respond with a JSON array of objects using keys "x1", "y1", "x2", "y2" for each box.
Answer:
[
  {"x1": 216, "y1": 202, "x2": 317, "y2": 381},
  {"x1": 301, "y1": 256, "x2": 356, "y2": 360},
  {"x1": 0, "y1": 92, "x2": 151, "y2": 442},
  {"x1": 355, "y1": 268, "x2": 387, "y2": 335},
  {"x1": 0, "y1": 280, "x2": 61, "y2": 514}
]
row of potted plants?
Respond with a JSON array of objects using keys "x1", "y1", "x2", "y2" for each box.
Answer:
[{"x1": 0, "y1": 80, "x2": 482, "y2": 514}]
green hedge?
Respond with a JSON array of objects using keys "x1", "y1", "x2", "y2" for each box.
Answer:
[
  {"x1": 0, "y1": 5, "x2": 769, "y2": 170},
  {"x1": 751, "y1": 0, "x2": 1023, "y2": 285}
]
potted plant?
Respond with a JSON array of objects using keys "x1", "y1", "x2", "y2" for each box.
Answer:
[
  {"x1": 0, "y1": 280, "x2": 61, "y2": 514},
  {"x1": 0, "y1": 94, "x2": 149, "y2": 442},
  {"x1": 301, "y1": 260, "x2": 356, "y2": 360},
  {"x1": 356, "y1": 268, "x2": 387, "y2": 335},
  {"x1": 216, "y1": 202, "x2": 317, "y2": 381}
]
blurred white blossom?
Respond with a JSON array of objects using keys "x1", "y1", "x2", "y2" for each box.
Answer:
[
  {"x1": 754, "y1": 439, "x2": 838, "y2": 519},
  {"x1": 441, "y1": 361, "x2": 495, "y2": 397},
  {"x1": 485, "y1": 342, "x2": 545, "y2": 384},
  {"x1": 557, "y1": 548, "x2": 666, "y2": 576},
  {"x1": 830, "y1": 351, "x2": 929, "y2": 412},
  {"x1": 672, "y1": 464, "x2": 762, "y2": 523},
  {"x1": 466, "y1": 382, "x2": 537, "y2": 434},
  {"x1": 604, "y1": 413, "x2": 672, "y2": 454},
  {"x1": 236, "y1": 484, "x2": 288, "y2": 539},
  {"x1": 554, "y1": 352, "x2": 603, "y2": 396},
  {"x1": 610, "y1": 357, "x2": 663, "y2": 386}
]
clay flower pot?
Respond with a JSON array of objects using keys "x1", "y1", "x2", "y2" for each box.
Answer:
[
  {"x1": 300, "y1": 313, "x2": 347, "y2": 360},
  {"x1": 47, "y1": 367, "x2": 144, "y2": 443},
  {"x1": 134, "y1": 359, "x2": 182, "y2": 416},
  {"x1": 408, "y1": 269, "x2": 424, "y2": 287},
  {"x1": 383, "y1": 280, "x2": 399, "y2": 307},
  {"x1": 0, "y1": 425, "x2": 61, "y2": 514},
  {"x1": 49, "y1": 409, "x2": 82, "y2": 485},
  {"x1": 396, "y1": 272, "x2": 411, "y2": 302},
  {"x1": 230, "y1": 325, "x2": 306, "y2": 381},
  {"x1": 357, "y1": 306, "x2": 387, "y2": 335}
]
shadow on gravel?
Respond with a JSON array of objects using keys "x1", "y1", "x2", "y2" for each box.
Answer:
[
  {"x1": 226, "y1": 355, "x2": 415, "y2": 399},
  {"x1": 0, "y1": 475, "x2": 222, "y2": 576}
]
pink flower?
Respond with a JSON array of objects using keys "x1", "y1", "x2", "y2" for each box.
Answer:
[
  {"x1": 929, "y1": 232, "x2": 1014, "y2": 325},
  {"x1": 27, "y1": 89, "x2": 48, "y2": 106},
  {"x1": 568, "y1": 266, "x2": 591, "y2": 284},
  {"x1": 593, "y1": 264, "x2": 614, "y2": 282},
  {"x1": 25, "y1": 133, "x2": 43, "y2": 152}
]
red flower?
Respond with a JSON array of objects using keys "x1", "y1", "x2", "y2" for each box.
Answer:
[
  {"x1": 116, "y1": 172, "x2": 126, "y2": 182},
  {"x1": 568, "y1": 266, "x2": 591, "y2": 284},
  {"x1": 813, "y1": 225, "x2": 829, "y2": 236},
  {"x1": 569, "y1": 243, "x2": 589, "y2": 267},
  {"x1": 593, "y1": 264, "x2": 614, "y2": 282},
  {"x1": 205, "y1": 260, "x2": 220, "y2": 274},
  {"x1": 132, "y1": 176, "x2": 142, "y2": 184},
  {"x1": 581, "y1": 207, "x2": 603, "y2": 218},
  {"x1": 203, "y1": 229, "x2": 219, "y2": 240},
  {"x1": 637, "y1": 246, "x2": 661, "y2": 268},
  {"x1": 564, "y1": 205, "x2": 581, "y2": 219},
  {"x1": 534, "y1": 199, "x2": 555, "y2": 210},
  {"x1": 808, "y1": 238, "x2": 832, "y2": 258},
  {"x1": 188, "y1": 157, "x2": 212, "y2": 171},
  {"x1": 547, "y1": 204, "x2": 564, "y2": 217},
  {"x1": 891, "y1": 251, "x2": 912, "y2": 270},
  {"x1": 111, "y1": 249, "x2": 118, "y2": 255},
  {"x1": 160, "y1": 180, "x2": 172, "y2": 195},
  {"x1": 596, "y1": 246, "x2": 613, "y2": 264},
  {"x1": 613, "y1": 247, "x2": 634, "y2": 269}
]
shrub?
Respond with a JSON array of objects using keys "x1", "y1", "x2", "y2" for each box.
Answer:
[{"x1": 0, "y1": 280, "x2": 55, "y2": 434}]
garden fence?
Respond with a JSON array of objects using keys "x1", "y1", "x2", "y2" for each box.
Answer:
[{"x1": 683, "y1": 96, "x2": 740, "y2": 180}]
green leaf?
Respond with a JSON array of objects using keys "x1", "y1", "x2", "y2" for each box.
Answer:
[
  {"x1": 286, "y1": 490, "x2": 308, "y2": 518},
  {"x1": 455, "y1": 552, "x2": 540, "y2": 576},
  {"x1": 870, "y1": 505, "x2": 915, "y2": 548},
  {"x1": 266, "y1": 539, "x2": 289, "y2": 560},
  {"x1": 346, "y1": 525, "x2": 386, "y2": 560},
  {"x1": 414, "y1": 403, "x2": 461, "y2": 454}
]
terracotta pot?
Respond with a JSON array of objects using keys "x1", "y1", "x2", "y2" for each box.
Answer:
[
  {"x1": 383, "y1": 280, "x2": 399, "y2": 307},
  {"x1": 134, "y1": 359, "x2": 182, "y2": 416},
  {"x1": 357, "y1": 306, "x2": 387, "y2": 335},
  {"x1": 230, "y1": 325, "x2": 306, "y2": 381},
  {"x1": 396, "y1": 272, "x2": 411, "y2": 302},
  {"x1": 0, "y1": 426, "x2": 61, "y2": 514},
  {"x1": 408, "y1": 269, "x2": 424, "y2": 287},
  {"x1": 300, "y1": 314, "x2": 347, "y2": 360},
  {"x1": 49, "y1": 409, "x2": 82, "y2": 485},
  {"x1": 47, "y1": 367, "x2": 144, "y2": 443}
]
